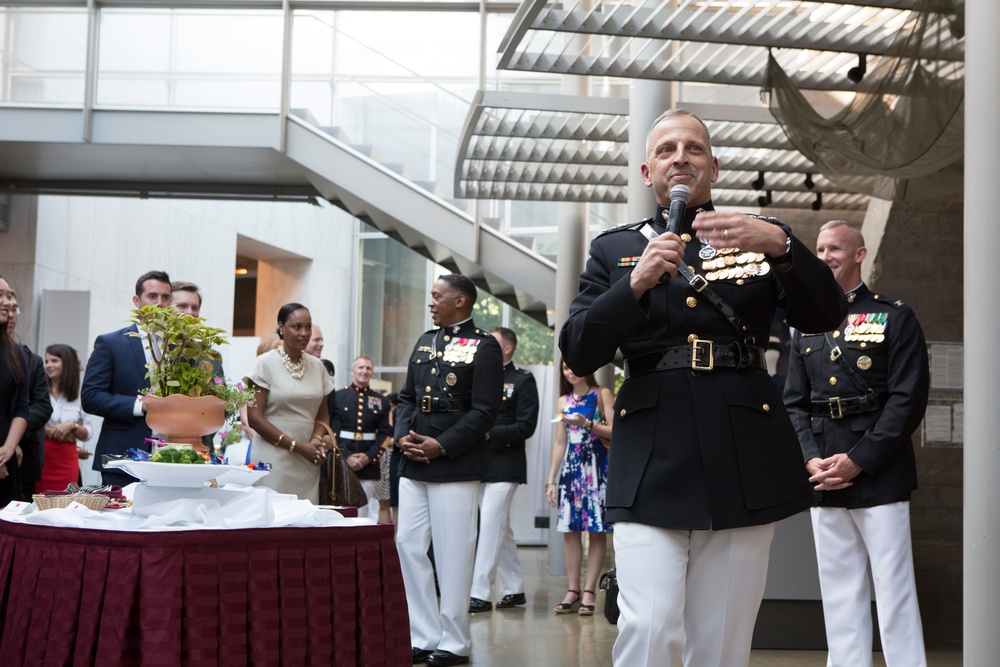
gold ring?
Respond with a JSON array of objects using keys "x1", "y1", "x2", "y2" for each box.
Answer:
[{"x1": 723, "y1": 228, "x2": 729, "y2": 241}]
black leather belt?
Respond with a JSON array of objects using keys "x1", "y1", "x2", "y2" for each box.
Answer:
[
  {"x1": 419, "y1": 396, "x2": 472, "y2": 413},
  {"x1": 623, "y1": 340, "x2": 768, "y2": 379},
  {"x1": 811, "y1": 394, "x2": 880, "y2": 419}
]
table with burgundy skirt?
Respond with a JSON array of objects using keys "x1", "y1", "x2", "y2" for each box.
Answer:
[{"x1": 0, "y1": 519, "x2": 410, "y2": 666}]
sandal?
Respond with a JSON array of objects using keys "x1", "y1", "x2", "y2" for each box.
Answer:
[
  {"x1": 578, "y1": 589, "x2": 596, "y2": 616},
  {"x1": 554, "y1": 589, "x2": 581, "y2": 614}
]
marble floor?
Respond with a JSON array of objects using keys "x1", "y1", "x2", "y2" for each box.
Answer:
[{"x1": 464, "y1": 546, "x2": 962, "y2": 667}]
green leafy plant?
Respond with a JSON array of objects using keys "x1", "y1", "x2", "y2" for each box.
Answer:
[{"x1": 128, "y1": 305, "x2": 256, "y2": 419}]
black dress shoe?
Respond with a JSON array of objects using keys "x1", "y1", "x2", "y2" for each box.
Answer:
[
  {"x1": 426, "y1": 650, "x2": 470, "y2": 666},
  {"x1": 495, "y1": 592, "x2": 526, "y2": 609},
  {"x1": 468, "y1": 597, "x2": 492, "y2": 613},
  {"x1": 412, "y1": 647, "x2": 434, "y2": 664}
]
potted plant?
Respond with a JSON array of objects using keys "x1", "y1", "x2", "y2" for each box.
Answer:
[{"x1": 128, "y1": 305, "x2": 256, "y2": 451}]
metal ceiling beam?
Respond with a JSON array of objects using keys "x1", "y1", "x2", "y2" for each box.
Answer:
[{"x1": 527, "y1": 5, "x2": 960, "y2": 61}]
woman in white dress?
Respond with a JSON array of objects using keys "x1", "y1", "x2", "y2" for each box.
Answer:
[{"x1": 244, "y1": 303, "x2": 335, "y2": 502}]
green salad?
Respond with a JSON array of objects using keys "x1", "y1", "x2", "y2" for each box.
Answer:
[{"x1": 150, "y1": 448, "x2": 206, "y2": 464}]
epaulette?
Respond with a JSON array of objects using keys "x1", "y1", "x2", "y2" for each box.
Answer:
[
  {"x1": 871, "y1": 293, "x2": 906, "y2": 309},
  {"x1": 596, "y1": 219, "x2": 649, "y2": 239}
]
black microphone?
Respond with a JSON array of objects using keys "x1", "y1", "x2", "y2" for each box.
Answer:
[{"x1": 665, "y1": 184, "x2": 691, "y2": 235}]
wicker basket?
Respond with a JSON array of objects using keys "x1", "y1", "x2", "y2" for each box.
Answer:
[{"x1": 33, "y1": 494, "x2": 110, "y2": 511}]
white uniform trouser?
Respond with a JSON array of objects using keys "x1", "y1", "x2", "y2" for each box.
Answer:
[
  {"x1": 612, "y1": 521, "x2": 775, "y2": 667},
  {"x1": 396, "y1": 478, "x2": 479, "y2": 656},
  {"x1": 470, "y1": 481, "x2": 524, "y2": 601},
  {"x1": 811, "y1": 503, "x2": 926, "y2": 667},
  {"x1": 359, "y1": 479, "x2": 379, "y2": 518}
]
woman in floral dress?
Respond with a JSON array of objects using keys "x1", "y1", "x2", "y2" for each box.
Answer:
[{"x1": 545, "y1": 361, "x2": 614, "y2": 615}]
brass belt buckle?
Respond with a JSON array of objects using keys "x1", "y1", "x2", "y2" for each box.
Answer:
[
  {"x1": 829, "y1": 396, "x2": 843, "y2": 419},
  {"x1": 420, "y1": 395, "x2": 432, "y2": 413},
  {"x1": 354, "y1": 432, "x2": 364, "y2": 441},
  {"x1": 691, "y1": 339, "x2": 714, "y2": 371}
]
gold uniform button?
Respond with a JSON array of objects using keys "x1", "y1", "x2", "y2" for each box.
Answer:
[
  {"x1": 736, "y1": 279, "x2": 744, "y2": 285},
  {"x1": 805, "y1": 347, "x2": 811, "y2": 354},
  {"x1": 832, "y1": 330, "x2": 840, "y2": 338},
  {"x1": 681, "y1": 233, "x2": 692, "y2": 243},
  {"x1": 829, "y1": 377, "x2": 838, "y2": 386},
  {"x1": 686, "y1": 297, "x2": 697, "y2": 308},
  {"x1": 425, "y1": 386, "x2": 432, "y2": 392},
  {"x1": 443, "y1": 335, "x2": 451, "y2": 341},
  {"x1": 431, "y1": 368, "x2": 437, "y2": 374},
  {"x1": 620, "y1": 408, "x2": 627, "y2": 417},
  {"x1": 687, "y1": 334, "x2": 699, "y2": 343},
  {"x1": 860, "y1": 342, "x2": 867, "y2": 348},
  {"x1": 762, "y1": 403, "x2": 770, "y2": 412}
]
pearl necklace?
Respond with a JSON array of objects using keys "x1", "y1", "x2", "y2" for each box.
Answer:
[{"x1": 276, "y1": 346, "x2": 305, "y2": 380}]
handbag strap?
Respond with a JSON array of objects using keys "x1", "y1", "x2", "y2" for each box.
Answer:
[{"x1": 314, "y1": 421, "x2": 338, "y2": 449}]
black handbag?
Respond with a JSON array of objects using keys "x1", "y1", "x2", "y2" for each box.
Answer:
[{"x1": 599, "y1": 569, "x2": 620, "y2": 624}]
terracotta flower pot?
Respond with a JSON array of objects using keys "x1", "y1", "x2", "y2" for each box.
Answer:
[{"x1": 142, "y1": 394, "x2": 226, "y2": 451}]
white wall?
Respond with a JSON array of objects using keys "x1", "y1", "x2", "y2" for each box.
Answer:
[{"x1": 18, "y1": 194, "x2": 357, "y2": 383}]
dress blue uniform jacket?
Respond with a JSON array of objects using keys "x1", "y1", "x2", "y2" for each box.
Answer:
[
  {"x1": 330, "y1": 384, "x2": 392, "y2": 481},
  {"x1": 485, "y1": 362, "x2": 539, "y2": 484},
  {"x1": 559, "y1": 203, "x2": 847, "y2": 531},
  {"x1": 784, "y1": 283, "x2": 929, "y2": 508},
  {"x1": 395, "y1": 319, "x2": 503, "y2": 484},
  {"x1": 81, "y1": 324, "x2": 153, "y2": 471}
]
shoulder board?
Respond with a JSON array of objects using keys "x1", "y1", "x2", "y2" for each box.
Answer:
[
  {"x1": 514, "y1": 367, "x2": 532, "y2": 376},
  {"x1": 871, "y1": 293, "x2": 906, "y2": 309},
  {"x1": 596, "y1": 219, "x2": 649, "y2": 239}
]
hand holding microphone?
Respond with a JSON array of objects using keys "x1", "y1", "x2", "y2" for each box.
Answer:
[{"x1": 628, "y1": 184, "x2": 691, "y2": 299}]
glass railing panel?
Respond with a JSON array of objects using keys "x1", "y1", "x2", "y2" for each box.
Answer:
[
  {"x1": 290, "y1": 9, "x2": 479, "y2": 209},
  {"x1": 0, "y1": 7, "x2": 87, "y2": 104},
  {"x1": 96, "y1": 8, "x2": 283, "y2": 109}
]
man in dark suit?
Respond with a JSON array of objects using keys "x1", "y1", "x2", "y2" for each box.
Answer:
[
  {"x1": 82, "y1": 270, "x2": 172, "y2": 487},
  {"x1": 329, "y1": 355, "x2": 391, "y2": 517},
  {"x1": 395, "y1": 274, "x2": 503, "y2": 667},
  {"x1": 559, "y1": 108, "x2": 847, "y2": 666},
  {"x1": 784, "y1": 221, "x2": 929, "y2": 667},
  {"x1": 171, "y1": 280, "x2": 224, "y2": 452},
  {"x1": 468, "y1": 327, "x2": 538, "y2": 612},
  {"x1": 7, "y1": 291, "x2": 53, "y2": 500}
]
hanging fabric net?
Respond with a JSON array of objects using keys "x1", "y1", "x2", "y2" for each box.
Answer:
[{"x1": 763, "y1": 0, "x2": 965, "y2": 201}]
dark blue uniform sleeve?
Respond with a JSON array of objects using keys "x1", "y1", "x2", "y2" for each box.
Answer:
[
  {"x1": 488, "y1": 373, "x2": 539, "y2": 449},
  {"x1": 848, "y1": 306, "x2": 929, "y2": 474}
]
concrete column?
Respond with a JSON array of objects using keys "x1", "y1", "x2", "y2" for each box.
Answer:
[
  {"x1": 548, "y1": 69, "x2": 592, "y2": 576},
  {"x1": 628, "y1": 79, "x2": 673, "y2": 222},
  {"x1": 964, "y1": 1, "x2": 1000, "y2": 663}
]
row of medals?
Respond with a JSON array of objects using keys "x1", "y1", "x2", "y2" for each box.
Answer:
[
  {"x1": 441, "y1": 341, "x2": 477, "y2": 365},
  {"x1": 843, "y1": 312, "x2": 887, "y2": 343},
  {"x1": 698, "y1": 241, "x2": 770, "y2": 282}
]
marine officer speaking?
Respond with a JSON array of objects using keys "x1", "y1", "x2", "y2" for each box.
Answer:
[
  {"x1": 784, "y1": 221, "x2": 930, "y2": 667},
  {"x1": 395, "y1": 274, "x2": 503, "y2": 667},
  {"x1": 559, "y1": 108, "x2": 847, "y2": 667}
]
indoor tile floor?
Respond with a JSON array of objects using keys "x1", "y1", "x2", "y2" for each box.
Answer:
[{"x1": 466, "y1": 546, "x2": 962, "y2": 667}]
